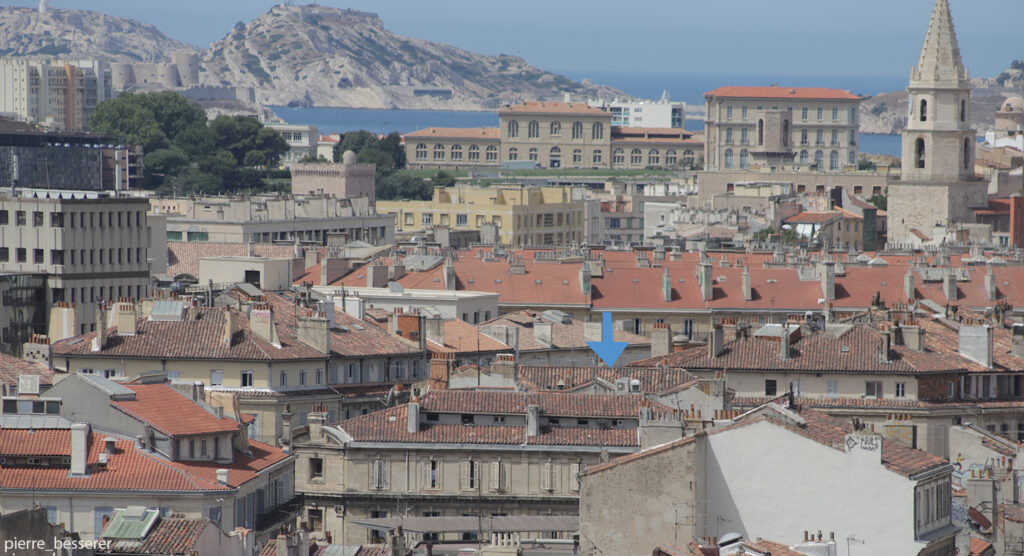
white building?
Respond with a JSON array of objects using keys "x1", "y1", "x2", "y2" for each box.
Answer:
[
  {"x1": 589, "y1": 95, "x2": 686, "y2": 128},
  {"x1": 267, "y1": 123, "x2": 318, "y2": 166},
  {"x1": 315, "y1": 285, "x2": 499, "y2": 324},
  {"x1": 0, "y1": 58, "x2": 112, "y2": 132}
]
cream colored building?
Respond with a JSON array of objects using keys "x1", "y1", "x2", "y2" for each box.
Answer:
[
  {"x1": 0, "y1": 58, "x2": 112, "y2": 132},
  {"x1": 704, "y1": 85, "x2": 861, "y2": 172},
  {"x1": 290, "y1": 150, "x2": 376, "y2": 201},
  {"x1": 378, "y1": 185, "x2": 585, "y2": 246},
  {"x1": 406, "y1": 127, "x2": 501, "y2": 170}
]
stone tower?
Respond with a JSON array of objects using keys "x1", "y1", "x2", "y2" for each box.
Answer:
[{"x1": 888, "y1": 0, "x2": 987, "y2": 246}]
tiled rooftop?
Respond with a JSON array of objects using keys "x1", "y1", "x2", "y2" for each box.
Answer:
[
  {"x1": 101, "y1": 516, "x2": 212, "y2": 554},
  {"x1": 515, "y1": 365, "x2": 697, "y2": 394},
  {"x1": 498, "y1": 102, "x2": 606, "y2": 116},
  {"x1": 705, "y1": 85, "x2": 862, "y2": 100},
  {"x1": 481, "y1": 310, "x2": 649, "y2": 351},
  {"x1": 427, "y1": 319, "x2": 511, "y2": 354},
  {"x1": 111, "y1": 384, "x2": 242, "y2": 437},
  {"x1": 405, "y1": 127, "x2": 500, "y2": 139},
  {"x1": 0, "y1": 352, "x2": 61, "y2": 388}
]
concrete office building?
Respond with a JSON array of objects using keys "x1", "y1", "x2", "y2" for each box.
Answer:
[
  {"x1": 0, "y1": 58, "x2": 112, "y2": 132},
  {"x1": 0, "y1": 188, "x2": 152, "y2": 351}
]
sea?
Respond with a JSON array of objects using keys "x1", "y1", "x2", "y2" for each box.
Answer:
[{"x1": 269, "y1": 71, "x2": 907, "y2": 157}]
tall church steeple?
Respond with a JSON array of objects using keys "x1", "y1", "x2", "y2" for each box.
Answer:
[{"x1": 901, "y1": 0, "x2": 974, "y2": 183}]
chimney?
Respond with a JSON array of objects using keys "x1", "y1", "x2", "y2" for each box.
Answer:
[
  {"x1": 296, "y1": 314, "x2": 330, "y2": 354},
  {"x1": 343, "y1": 296, "x2": 365, "y2": 320},
  {"x1": 92, "y1": 305, "x2": 108, "y2": 352},
  {"x1": 70, "y1": 422, "x2": 89, "y2": 476},
  {"x1": 1013, "y1": 324, "x2": 1024, "y2": 358},
  {"x1": 943, "y1": 271, "x2": 958, "y2": 302},
  {"x1": 526, "y1": 405, "x2": 540, "y2": 437},
  {"x1": 879, "y1": 330, "x2": 892, "y2": 363},
  {"x1": 424, "y1": 317, "x2": 445, "y2": 347},
  {"x1": 650, "y1": 323, "x2": 671, "y2": 358},
  {"x1": 699, "y1": 263, "x2": 713, "y2": 301},
  {"x1": 216, "y1": 468, "x2": 230, "y2": 485},
  {"x1": 741, "y1": 267, "x2": 752, "y2": 301},
  {"x1": 443, "y1": 260, "x2": 457, "y2": 290},
  {"x1": 321, "y1": 258, "x2": 349, "y2": 287},
  {"x1": 321, "y1": 296, "x2": 335, "y2": 329},
  {"x1": 389, "y1": 263, "x2": 406, "y2": 282},
  {"x1": 533, "y1": 322, "x2": 553, "y2": 348},
  {"x1": 779, "y1": 325, "x2": 791, "y2": 360},
  {"x1": 820, "y1": 261, "x2": 835, "y2": 301},
  {"x1": 223, "y1": 310, "x2": 238, "y2": 348},
  {"x1": 407, "y1": 402, "x2": 420, "y2": 434},
  {"x1": 579, "y1": 264, "x2": 592, "y2": 295},
  {"x1": 902, "y1": 325, "x2": 926, "y2": 352},
  {"x1": 47, "y1": 302, "x2": 76, "y2": 341},
  {"x1": 985, "y1": 267, "x2": 997, "y2": 301},
  {"x1": 308, "y1": 407, "x2": 327, "y2": 442},
  {"x1": 304, "y1": 248, "x2": 319, "y2": 270},
  {"x1": 367, "y1": 262, "x2": 388, "y2": 288},
  {"x1": 904, "y1": 268, "x2": 916, "y2": 300},
  {"x1": 280, "y1": 409, "x2": 293, "y2": 452},
  {"x1": 249, "y1": 306, "x2": 281, "y2": 347},
  {"x1": 708, "y1": 326, "x2": 725, "y2": 358},
  {"x1": 960, "y1": 325, "x2": 994, "y2": 368},
  {"x1": 661, "y1": 269, "x2": 672, "y2": 302},
  {"x1": 430, "y1": 353, "x2": 452, "y2": 388}
]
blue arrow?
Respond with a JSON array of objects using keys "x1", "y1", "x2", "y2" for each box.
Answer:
[{"x1": 586, "y1": 312, "x2": 628, "y2": 367}]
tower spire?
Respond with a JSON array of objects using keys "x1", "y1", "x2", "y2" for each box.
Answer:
[{"x1": 911, "y1": 0, "x2": 968, "y2": 87}]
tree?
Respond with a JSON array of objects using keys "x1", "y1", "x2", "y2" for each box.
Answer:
[
  {"x1": 857, "y1": 157, "x2": 877, "y2": 171},
  {"x1": 378, "y1": 173, "x2": 432, "y2": 201},
  {"x1": 431, "y1": 171, "x2": 456, "y2": 188},
  {"x1": 867, "y1": 194, "x2": 888, "y2": 211},
  {"x1": 333, "y1": 130, "x2": 405, "y2": 174},
  {"x1": 143, "y1": 148, "x2": 190, "y2": 187},
  {"x1": 753, "y1": 227, "x2": 774, "y2": 243},
  {"x1": 89, "y1": 95, "x2": 169, "y2": 153}
]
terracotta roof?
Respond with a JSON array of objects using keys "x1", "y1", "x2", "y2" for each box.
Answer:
[
  {"x1": 515, "y1": 365, "x2": 697, "y2": 394},
  {"x1": 0, "y1": 429, "x2": 71, "y2": 456},
  {"x1": 405, "y1": 127, "x2": 499, "y2": 140},
  {"x1": 705, "y1": 86, "x2": 862, "y2": 101},
  {"x1": 498, "y1": 102, "x2": 607, "y2": 116},
  {"x1": 420, "y1": 389, "x2": 660, "y2": 418},
  {"x1": 167, "y1": 242, "x2": 305, "y2": 278},
  {"x1": 111, "y1": 384, "x2": 242, "y2": 437},
  {"x1": 0, "y1": 353, "x2": 61, "y2": 387},
  {"x1": 101, "y1": 517, "x2": 212, "y2": 554},
  {"x1": 632, "y1": 325, "x2": 964, "y2": 375},
  {"x1": 745, "y1": 540, "x2": 811, "y2": 556},
  {"x1": 1002, "y1": 503, "x2": 1024, "y2": 523},
  {"x1": 915, "y1": 316, "x2": 1024, "y2": 373},
  {"x1": 785, "y1": 211, "x2": 842, "y2": 224},
  {"x1": 428, "y1": 319, "x2": 511, "y2": 354},
  {"x1": 0, "y1": 431, "x2": 289, "y2": 492},
  {"x1": 970, "y1": 536, "x2": 993, "y2": 556},
  {"x1": 481, "y1": 310, "x2": 648, "y2": 351}
]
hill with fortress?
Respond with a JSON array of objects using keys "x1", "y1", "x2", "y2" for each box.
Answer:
[{"x1": 0, "y1": 3, "x2": 626, "y2": 110}]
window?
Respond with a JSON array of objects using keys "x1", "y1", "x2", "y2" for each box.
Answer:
[
  {"x1": 550, "y1": 121, "x2": 561, "y2": 136},
  {"x1": 739, "y1": 150, "x2": 749, "y2": 169},
  {"x1": 920, "y1": 98, "x2": 927, "y2": 122},
  {"x1": 507, "y1": 147, "x2": 518, "y2": 161},
  {"x1": 726, "y1": 106, "x2": 734, "y2": 120},
  {"x1": 16, "y1": 211, "x2": 25, "y2": 226},
  {"x1": 961, "y1": 99, "x2": 967, "y2": 122},
  {"x1": 916, "y1": 138, "x2": 926, "y2": 169},
  {"x1": 800, "y1": 150, "x2": 809, "y2": 164},
  {"x1": 33, "y1": 249, "x2": 43, "y2": 264},
  {"x1": 666, "y1": 150, "x2": 677, "y2": 166},
  {"x1": 801, "y1": 107, "x2": 808, "y2": 120},
  {"x1": 630, "y1": 148, "x2": 642, "y2": 165},
  {"x1": 815, "y1": 150, "x2": 824, "y2": 168},
  {"x1": 758, "y1": 120, "x2": 764, "y2": 145},
  {"x1": 724, "y1": 149, "x2": 734, "y2": 169},
  {"x1": 592, "y1": 122, "x2": 603, "y2": 140},
  {"x1": 765, "y1": 380, "x2": 777, "y2": 396},
  {"x1": 613, "y1": 148, "x2": 624, "y2": 164},
  {"x1": 457, "y1": 214, "x2": 468, "y2": 226},
  {"x1": 682, "y1": 150, "x2": 694, "y2": 167},
  {"x1": 829, "y1": 151, "x2": 839, "y2": 170},
  {"x1": 801, "y1": 129, "x2": 808, "y2": 145},
  {"x1": 486, "y1": 145, "x2": 497, "y2": 161},
  {"x1": 528, "y1": 120, "x2": 539, "y2": 138},
  {"x1": 528, "y1": 148, "x2": 538, "y2": 161},
  {"x1": 428, "y1": 460, "x2": 440, "y2": 489},
  {"x1": 826, "y1": 380, "x2": 838, "y2": 397},
  {"x1": 572, "y1": 121, "x2": 583, "y2": 139},
  {"x1": 241, "y1": 371, "x2": 253, "y2": 387},
  {"x1": 468, "y1": 144, "x2": 479, "y2": 161},
  {"x1": 832, "y1": 107, "x2": 839, "y2": 121},
  {"x1": 817, "y1": 107, "x2": 823, "y2": 120},
  {"x1": 433, "y1": 144, "x2": 445, "y2": 161},
  {"x1": 490, "y1": 460, "x2": 507, "y2": 492},
  {"x1": 831, "y1": 129, "x2": 839, "y2": 145},
  {"x1": 210, "y1": 369, "x2": 223, "y2": 386},
  {"x1": 540, "y1": 460, "x2": 558, "y2": 492},
  {"x1": 299, "y1": 370, "x2": 307, "y2": 386},
  {"x1": 592, "y1": 150, "x2": 603, "y2": 164},
  {"x1": 451, "y1": 144, "x2": 462, "y2": 161},
  {"x1": 507, "y1": 120, "x2": 518, "y2": 138},
  {"x1": 461, "y1": 460, "x2": 480, "y2": 490},
  {"x1": 309, "y1": 457, "x2": 324, "y2": 480},
  {"x1": 725, "y1": 128, "x2": 733, "y2": 143},
  {"x1": 50, "y1": 250, "x2": 64, "y2": 265},
  {"x1": 51, "y1": 212, "x2": 64, "y2": 227},
  {"x1": 783, "y1": 120, "x2": 790, "y2": 147},
  {"x1": 789, "y1": 380, "x2": 803, "y2": 396},
  {"x1": 895, "y1": 382, "x2": 906, "y2": 398},
  {"x1": 370, "y1": 458, "x2": 389, "y2": 489},
  {"x1": 32, "y1": 211, "x2": 43, "y2": 226},
  {"x1": 816, "y1": 129, "x2": 823, "y2": 145},
  {"x1": 964, "y1": 138, "x2": 971, "y2": 170},
  {"x1": 0, "y1": 248, "x2": 7, "y2": 262},
  {"x1": 572, "y1": 148, "x2": 582, "y2": 164},
  {"x1": 422, "y1": 213, "x2": 433, "y2": 225},
  {"x1": 279, "y1": 371, "x2": 288, "y2": 388},
  {"x1": 866, "y1": 381, "x2": 883, "y2": 399},
  {"x1": 741, "y1": 106, "x2": 748, "y2": 119},
  {"x1": 648, "y1": 149, "x2": 660, "y2": 165},
  {"x1": 0, "y1": 210, "x2": 6, "y2": 225}
]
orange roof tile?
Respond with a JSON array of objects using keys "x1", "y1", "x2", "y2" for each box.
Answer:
[
  {"x1": 705, "y1": 86, "x2": 862, "y2": 101},
  {"x1": 498, "y1": 102, "x2": 607, "y2": 116},
  {"x1": 0, "y1": 429, "x2": 71, "y2": 456},
  {"x1": 112, "y1": 384, "x2": 242, "y2": 437},
  {"x1": 405, "y1": 127, "x2": 500, "y2": 140},
  {"x1": 427, "y1": 319, "x2": 511, "y2": 354}
]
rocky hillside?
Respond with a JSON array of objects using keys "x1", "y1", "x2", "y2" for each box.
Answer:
[
  {"x1": 199, "y1": 5, "x2": 625, "y2": 109},
  {"x1": 860, "y1": 86, "x2": 1020, "y2": 135},
  {"x1": 0, "y1": 6, "x2": 198, "y2": 62}
]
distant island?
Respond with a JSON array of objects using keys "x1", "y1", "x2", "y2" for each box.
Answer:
[{"x1": 0, "y1": 4, "x2": 627, "y2": 110}]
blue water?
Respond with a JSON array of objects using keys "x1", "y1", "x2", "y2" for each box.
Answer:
[{"x1": 269, "y1": 71, "x2": 906, "y2": 157}]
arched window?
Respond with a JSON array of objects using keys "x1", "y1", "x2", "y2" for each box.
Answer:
[
  {"x1": 782, "y1": 120, "x2": 790, "y2": 147},
  {"x1": 507, "y1": 120, "x2": 519, "y2": 138},
  {"x1": 592, "y1": 122, "x2": 603, "y2": 140},
  {"x1": 528, "y1": 148, "x2": 538, "y2": 161},
  {"x1": 593, "y1": 150, "x2": 603, "y2": 164},
  {"x1": 485, "y1": 145, "x2": 497, "y2": 162},
  {"x1": 528, "y1": 120, "x2": 539, "y2": 139},
  {"x1": 433, "y1": 144, "x2": 445, "y2": 161},
  {"x1": 468, "y1": 145, "x2": 480, "y2": 161},
  {"x1": 666, "y1": 150, "x2": 677, "y2": 166},
  {"x1": 964, "y1": 137, "x2": 971, "y2": 170},
  {"x1": 961, "y1": 99, "x2": 967, "y2": 123},
  {"x1": 920, "y1": 99, "x2": 928, "y2": 122},
  {"x1": 508, "y1": 147, "x2": 518, "y2": 161},
  {"x1": 631, "y1": 148, "x2": 643, "y2": 165},
  {"x1": 549, "y1": 146, "x2": 561, "y2": 168},
  {"x1": 724, "y1": 149, "x2": 735, "y2": 169},
  {"x1": 415, "y1": 143, "x2": 427, "y2": 160},
  {"x1": 848, "y1": 151, "x2": 856, "y2": 165},
  {"x1": 814, "y1": 150, "x2": 824, "y2": 168},
  {"x1": 682, "y1": 150, "x2": 695, "y2": 167},
  {"x1": 648, "y1": 149, "x2": 660, "y2": 165},
  {"x1": 829, "y1": 150, "x2": 839, "y2": 170},
  {"x1": 572, "y1": 149, "x2": 582, "y2": 164},
  {"x1": 550, "y1": 121, "x2": 561, "y2": 136},
  {"x1": 572, "y1": 121, "x2": 584, "y2": 139},
  {"x1": 451, "y1": 144, "x2": 462, "y2": 161},
  {"x1": 758, "y1": 119, "x2": 764, "y2": 146},
  {"x1": 550, "y1": 146, "x2": 561, "y2": 154},
  {"x1": 613, "y1": 148, "x2": 625, "y2": 164},
  {"x1": 799, "y1": 150, "x2": 809, "y2": 164},
  {"x1": 739, "y1": 149, "x2": 749, "y2": 169},
  {"x1": 916, "y1": 138, "x2": 925, "y2": 169}
]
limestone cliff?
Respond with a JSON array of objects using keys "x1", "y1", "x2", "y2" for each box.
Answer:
[
  {"x1": 860, "y1": 86, "x2": 1021, "y2": 135},
  {"x1": 199, "y1": 5, "x2": 626, "y2": 109}
]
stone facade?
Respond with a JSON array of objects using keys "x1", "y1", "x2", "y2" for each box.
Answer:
[{"x1": 290, "y1": 152, "x2": 376, "y2": 202}]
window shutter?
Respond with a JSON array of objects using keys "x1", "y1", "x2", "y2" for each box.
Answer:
[
  {"x1": 540, "y1": 462, "x2": 552, "y2": 491},
  {"x1": 379, "y1": 460, "x2": 389, "y2": 489},
  {"x1": 369, "y1": 459, "x2": 379, "y2": 489},
  {"x1": 570, "y1": 463, "x2": 581, "y2": 492},
  {"x1": 472, "y1": 461, "x2": 480, "y2": 490},
  {"x1": 551, "y1": 463, "x2": 560, "y2": 492},
  {"x1": 422, "y1": 462, "x2": 430, "y2": 490},
  {"x1": 460, "y1": 461, "x2": 470, "y2": 491},
  {"x1": 490, "y1": 461, "x2": 505, "y2": 492}
]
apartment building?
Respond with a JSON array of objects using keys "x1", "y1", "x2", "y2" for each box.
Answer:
[
  {"x1": 150, "y1": 193, "x2": 394, "y2": 246},
  {"x1": 267, "y1": 123, "x2": 318, "y2": 167},
  {"x1": 0, "y1": 58, "x2": 112, "y2": 132},
  {"x1": 588, "y1": 97, "x2": 687, "y2": 128},
  {"x1": 377, "y1": 185, "x2": 585, "y2": 246},
  {"x1": 0, "y1": 189, "x2": 151, "y2": 352},
  {"x1": 291, "y1": 388, "x2": 685, "y2": 545},
  {"x1": 704, "y1": 86, "x2": 861, "y2": 172},
  {"x1": 0, "y1": 373, "x2": 293, "y2": 542}
]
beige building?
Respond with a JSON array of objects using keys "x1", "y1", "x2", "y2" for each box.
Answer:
[
  {"x1": 151, "y1": 193, "x2": 394, "y2": 245},
  {"x1": 888, "y1": 0, "x2": 988, "y2": 246},
  {"x1": 704, "y1": 85, "x2": 861, "y2": 172},
  {"x1": 0, "y1": 58, "x2": 112, "y2": 132},
  {"x1": 267, "y1": 123, "x2": 318, "y2": 166},
  {"x1": 290, "y1": 150, "x2": 376, "y2": 201},
  {"x1": 404, "y1": 102, "x2": 703, "y2": 171},
  {"x1": 378, "y1": 185, "x2": 585, "y2": 246}
]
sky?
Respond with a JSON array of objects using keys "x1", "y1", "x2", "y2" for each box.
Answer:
[{"x1": 12, "y1": 0, "x2": 1024, "y2": 79}]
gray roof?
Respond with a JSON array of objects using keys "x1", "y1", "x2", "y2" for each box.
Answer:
[
  {"x1": 350, "y1": 515, "x2": 578, "y2": 534},
  {"x1": 78, "y1": 374, "x2": 136, "y2": 400},
  {"x1": 0, "y1": 414, "x2": 73, "y2": 429}
]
